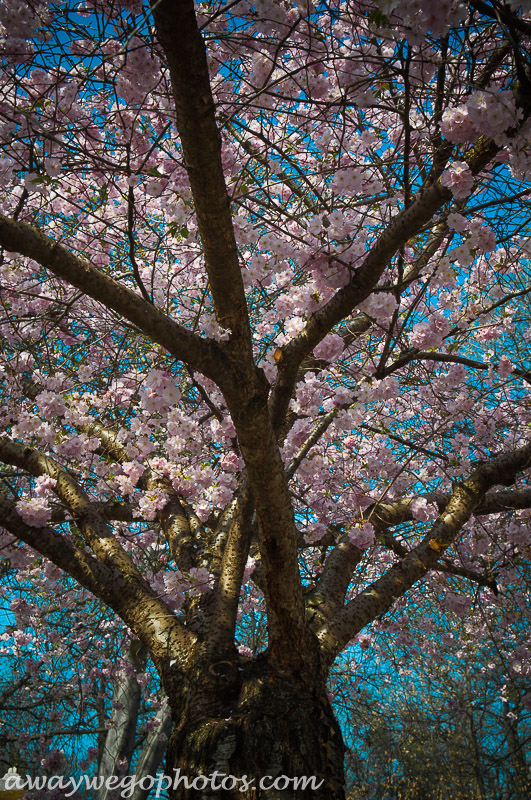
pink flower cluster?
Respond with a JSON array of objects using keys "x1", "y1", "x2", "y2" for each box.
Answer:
[
  {"x1": 498, "y1": 355, "x2": 515, "y2": 379},
  {"x1": 116, "y1": 37, "x2": 162, "y2": 104},
  {"x1": 441, "y1": 90, "x2": 518, "y2": 143},
  {"x1": 36, "y1": 390, "x2": 66, "y2": 418},
  {"x1": 410, "y1": 497, "x2": 438, "y2": 521},
  {"x1": 15, "y1": 475, "x2": 57, "y2": 527},
  {"x1": 440, "y1": 105, "x2": 476, "y2": 143},
  {"x1": 409, "y1": 312, "x2": 451, "y2": 349},
  {"x1": 348, "y1": 522, "x2": 375, "y2": 549},
  {"x1": 162, "y1": 567, "x2": 214, "y2": 608},
  {"x1": 358, "y1": 293, "x2": 398, "y2": 321},
  {"x1": 114, "y1": 461, "x2": 145, "y2": 496},
  {"x1": 313, "y1": 333, "x2": 344, "y2": 362},
  {"x1": 444, "y1": 592, "x2": 472, "y2": 616},
  {"x1": 140, "y1": 370, "x2": 181, "y2": 414},
  {"x1": 136, "y1": 489, "x2": 169, "y2": 521},
  {"x1": 441, "y1": 161, "x2": 474, "y2": 199},
  {"x1": 0, "y1": 0, "x2": 42, "y2": 39},
  {"x1": 16, "y1": 496, "x2": 51, "y2": 527}
]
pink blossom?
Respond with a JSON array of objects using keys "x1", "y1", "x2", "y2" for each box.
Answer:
[
  {"x1": 441, "y1": 105, "x2": 477, "y2": 143},
  {"x1": 13, "y1": 631, "x2": 32, "y2": 647},
  {"x1": 447, "y1": 212, "x2": 470, "y2": 232},
  {"x1": 122, "y1": 460, "x2": 145, "y2": 485},
  {"x1": 410, "y1": 497, "x2": 438, "y2": 521},
  {"x1": 16, "y1": 496, "x2": 51, "y2": 527},
  {"x1": 34, "y1": 475, "x2": 57, "y2": 496},
  {"x1": 140, "y1": 370, "x2": 181, "y2": 413},
  {"x1": 242, "y1": 556, "x2": 256, "y2": 584},
  {"x1": 409, "y1": 313, "x2": 451, "y2": 349},
  {"x1": 0, "y1": 0, "x2": 41, "y2": 39},
  {"x1": 444, "y1": 592, "x2": 472, "y2": 616},
  {"x1": 358, "y1": 293, "x2": 398, "y2": 321},
  {"x1": 498, "y1": 355, "x2": 515, "y2": 378},
  {"x1": 313, "y1": 333, "x2": 344, "y2": 362},
  {"x1": 441, "y1": 161, "x2": 474, "y2": 199},
  {"x1": 36, "y1": 390, "x2": 66, "y2": 417},
  {"x1": 136, "y1": 489, "x2": 169, "y2": 521},
  {"x1": 187, "y1": 567, "x2": 214, "y2": 595},
  {"x1": 467, "y1": 89, "x2": 517, "y2": 138},
  {"x1": 220, "y1": 452, "x2": 240, "y2": 472},
  {"x1": 348, "y1": 523, "x2": 375, "y2": 549},
  {"x1": 41, "y1": 748, "x2": 66, "y2": 771}
]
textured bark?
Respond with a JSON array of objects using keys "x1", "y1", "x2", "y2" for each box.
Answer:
[
  {"x1": 206, "y1": 478, "x2": 254, "y2": 655},
  {"x1": 163, "y1": 655, "x2": 345, "y2": 800}
]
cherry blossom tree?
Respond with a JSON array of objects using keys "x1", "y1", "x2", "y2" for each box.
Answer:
[{"x1": 1, "y1": 0, "x2": 531, "y2": 797}]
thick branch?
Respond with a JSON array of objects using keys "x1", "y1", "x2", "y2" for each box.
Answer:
[
  {"x1": 269, "y1": 133, "x2": 515, "y2": 430},
  {"x1": 0, "y1": 213, "x2": 224, "y2": 382},
  {"x1": 306, "y1": 534, "x2": 363, "y2": 632},
  {"x1": 206, "y1": 477, "x2": 254, "y2": 655},
  {"x1": 467, "y1": 0, "x2": 531, "y2": 36},
  {"x1": 0, "y1": 492, "x2": 197, "y2": 672},
  {"x1": 371, "y1": 487, "x2": 531, "y2": 529},
  {"x1": 0, "y1": 440, "x2": 198, "y2": 670},
  {"x1": 149, "y1": 0, "x2": 312, "y2": 664},
  {"x1": 317, "y1": 442, "x2": 531, "y2": 666},
  {"x1": 379, "y1": 529, "x2": 498, "y2": 594},
  {"x1": 311, "y1": 486, "x2": 531, "y2": 629},
  {"x1": 150, "y1": 0, "x2": 252, "y2": 351},
  {"x1": 222, "y1": 376, "x2": 314, "y2": 668}
]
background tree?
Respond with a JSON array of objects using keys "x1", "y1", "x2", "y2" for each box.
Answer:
[
  {"x1": 339, "y1": 589, "x2": 531, "y2": 799},
  {"x1": 1, "y1": 0, "x2": 531, "y2": 797},
  {"x1": 0, "y1": 578, "x2": 171, "y2": 799}
]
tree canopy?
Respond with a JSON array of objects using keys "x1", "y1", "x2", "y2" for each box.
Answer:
[{"x1": 0, "y1": 0, "x2": 531, "y2": 796}]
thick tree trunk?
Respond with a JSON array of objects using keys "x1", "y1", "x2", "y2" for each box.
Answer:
[{"x1": 163, "y1": 654, "x2": 345, "y2": 800}]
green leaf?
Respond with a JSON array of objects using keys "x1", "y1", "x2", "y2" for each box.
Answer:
[{"x1": 368, "y1": 9, "x2": 388, "y2": 26}]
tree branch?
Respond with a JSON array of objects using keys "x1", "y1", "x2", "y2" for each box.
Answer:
[
  {"x1": 0, "y1": 491, "x2": 197, "y2": 672},
  {"x1": 310, "y1": 486, "x2": 531, "y2": 629},
  {"x1": 0, "y1": 440, "x2": 198, "y2": 672},
  {"x1": 149, "y1": 0, "x2": 314, "y2": 667},
  {"x1": 150, "y1": 0, "x2": 252, "y2": 351},
  {"x1": 269, "y1": 127, "x2": 525, "y2": 431},
  {"x1": 317, "y1": 442, "x2": 531, "y2": 666},
  {"x1": 386, "y1": 350, "x2": 531, "y2": 385},
  {"x1": 206, "y1": 477, "x2": 254, "y2": 655},
  {"x1": 0, "y1": 213, "x2": 224, "y2": 382},
  {"x1": 466, "y1": 0, "x2": 531, "y2": 36}
]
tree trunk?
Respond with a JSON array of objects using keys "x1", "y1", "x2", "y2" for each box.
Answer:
[{"x1": 163, "y1": 654, "x2": 345, "y2": 800}]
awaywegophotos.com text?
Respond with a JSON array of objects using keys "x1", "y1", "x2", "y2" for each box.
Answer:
[{"x1": 3, "y1": 769, "x2": 326, "y2": 797}]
